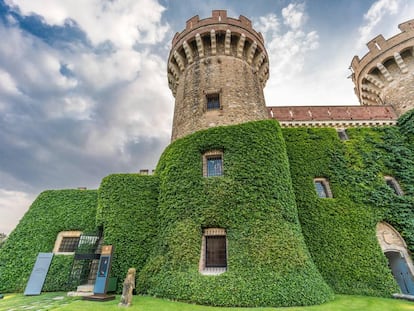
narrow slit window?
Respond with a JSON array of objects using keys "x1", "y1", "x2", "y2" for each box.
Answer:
[
  {"x1": 314, "y1": 178, "x2": 332, "y2": 198},
  {"x1": 206, "y1": 93, "x2": 220, "y2": 110}
]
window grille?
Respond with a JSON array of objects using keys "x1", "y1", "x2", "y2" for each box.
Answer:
[
  {"x1": 205, "y1": 236, "x2": 227, "y2": 268},
  {"x1": 58, "y1": 237, "x2": 80, "y2": 252},
  {"x1": 206, "y1": 93, "x2": 220, "y2": 110},
  {"x1": 207, "y1": 155, "x2": 223, "y2": 177}
]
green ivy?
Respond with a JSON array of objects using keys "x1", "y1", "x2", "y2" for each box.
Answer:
[
  {"x1": 138, "y1": 120, "x2": 334, "y2": 307},
  {"x1": 0, "y1": 190, "x2": 98, "y2": 292},
  {"x1": 97, "y1": 174, "x2": 159, "y2": 292},
  {"x1": 282, "y1": 123, "x2": 414, "y2": 296}
]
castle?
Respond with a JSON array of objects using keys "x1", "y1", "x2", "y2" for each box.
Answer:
[{"x1": 1, "y1": 10, "x2": 414, "y2": 307}]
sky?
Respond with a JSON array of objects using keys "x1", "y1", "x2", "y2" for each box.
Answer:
[{"x1": 0, "y1": 0, "x2": 413, "y2": 234}]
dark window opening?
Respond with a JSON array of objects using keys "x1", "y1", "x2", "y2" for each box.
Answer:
[
  {"x1": 337, "y1": 129, "x2": 349, "y2": 141},
  {"x1": 385, "y1": 178, "x2": 403, "y2": 196},
  {"x1": 206, "y1": 236, "x2": 226, "y2": 268},
  {"x1": 206, "y1": 93, "x2": 220, "y2": 110},
  {"x1": 207, "y1": 155, "x2": 223, "y2": 177},
  {"x1": 58, "y1": 237, "x2": 80, "y2": 252}
]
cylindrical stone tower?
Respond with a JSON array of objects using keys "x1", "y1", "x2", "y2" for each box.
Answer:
[
  {"x1": 168, "y1": 10, "x2": 269, "y2": 141},
  {"x1": 351, "y1": 19, "x2": 414, "y2": 116}
]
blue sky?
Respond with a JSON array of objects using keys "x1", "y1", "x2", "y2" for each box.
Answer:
[{"x1": 1, "y1": 0, "x2": 413, "y2": 234}]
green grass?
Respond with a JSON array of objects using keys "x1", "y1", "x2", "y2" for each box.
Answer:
[{"x1": 1, "y1": 293, "x2": 413, "y2": 311}]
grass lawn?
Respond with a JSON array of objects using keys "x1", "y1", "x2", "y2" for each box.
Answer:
[{"x1": 1, "y1": 292, "x2": 414, "y2": 311}]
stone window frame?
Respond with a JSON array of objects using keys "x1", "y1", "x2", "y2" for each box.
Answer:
[
  {"x1": 199, "y1": 228, "x2": 227, "y2": 275},
  {"x1": 313, "y1": 178, "x2": 333, "y2": 198},
  {"x1": 204, "y1": 89, "x2": 222, "y2": 111},
  {"x1": 384, "y1": 176, "x2": 404, "y2": 196},
  {"x1": 52, "y1": 230, "x2": 82, "y2": 255},
  {"x1": 203, "y1": 150, "x2": 224, "y2": 177}
]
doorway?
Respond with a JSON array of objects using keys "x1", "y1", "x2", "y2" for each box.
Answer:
[{"x1": 377, "y1": 222, "x2": 414, "y2": 294}]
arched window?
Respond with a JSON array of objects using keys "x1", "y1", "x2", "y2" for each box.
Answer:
[
  {"x1": 313, "y1": 178, "x2": 333, "y2": 198},
  {"x1": 199, "y1": 228, "x2": 227, "y2": 275},
  {"x1": 384, "y1": 176, "x2": 403, "y2": 195}
]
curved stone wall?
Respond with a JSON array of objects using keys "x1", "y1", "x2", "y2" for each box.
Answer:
[{"x1": 168, "y1": 10, "x2": 269, "y2": 141}]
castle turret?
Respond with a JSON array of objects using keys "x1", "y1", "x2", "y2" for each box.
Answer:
[
  {"x1": 168, "y1": 10, "x2": 269, "y2": 141},
  {"x1": 351, "y1": 19, "x2": 414, "y2": 116}
]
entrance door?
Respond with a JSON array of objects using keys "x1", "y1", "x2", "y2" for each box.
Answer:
[{"x1": 386, "y1": 251, "x2": 414, "y2": 294}]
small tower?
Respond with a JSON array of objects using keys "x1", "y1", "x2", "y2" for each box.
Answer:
[
  {"x1": 351, "y1": 19, "x2": 414, "y2": 116},
  {"x1": 168, "y1": 10, "x2": 269, "y2": 141}
]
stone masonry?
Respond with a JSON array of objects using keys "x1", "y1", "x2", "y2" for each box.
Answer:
[
  {"x1": 168, "y1": 10, "x2": 269, "y2": 141},
  {"x1": 351, "y1": 19, "x2": 414, "y2": 116}
]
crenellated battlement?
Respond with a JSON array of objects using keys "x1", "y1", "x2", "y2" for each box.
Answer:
[
  {"x1": 351, "y1": 19, "x2": 414, "y2": 115},
  {"x1": 167, "y1": 10, "x2": 269, "y2": 97}
]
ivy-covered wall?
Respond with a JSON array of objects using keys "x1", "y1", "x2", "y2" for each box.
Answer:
[
  {"x1": 138, "y1": 120, "x2": 333, "y2": 307},
  {"x1": 282, "y1": 117, "x2": 414, "y2": 296},
  {"x1": 1, "y1": 112, "x2": 413, "y2": 307},
  {"x1": 0, "y1": 190, "x2": 98, "y2": 292},
  {"x1": 97, "y1": 174, "x2": 159, "y2": 291}
]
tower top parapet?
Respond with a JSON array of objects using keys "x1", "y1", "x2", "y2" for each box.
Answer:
[
  {"x1": 171, "y1": 10, "x2": 265, "y2": 49},
  {"x1": 167, "y1": 10, "x2": 269, "y2": 97},
  {"x1": 350, "y1": 19, "x2": 414, "y2": 115}
]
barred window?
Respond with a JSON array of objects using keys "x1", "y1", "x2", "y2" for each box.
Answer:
[
  {"x1": 53, "y1": 231, "x2": 82, "y2": 254},
  {"x1": 203, "y1": 150, "x2": 223, "y2": 177},
  {"x1": 58, "y1": 237, "x2": 80, "y2": 252},
  {"x1": 199, "y1": 228, "x2": 227, "y2": 275},
  {"x1": 314, "y1": 178, "x2": 333, "y2": 198},
  {"x1": 206, "y1": 236, "x2": 227, "y2": 268},
  {"x1": 206, "y1": 93, "x2": 220, "y2": 110},
  {"x1": 207, "y1": 156, "x2": 223, "y2": 177}
]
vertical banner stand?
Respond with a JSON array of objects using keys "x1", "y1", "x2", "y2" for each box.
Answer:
[
  {"x1": 24, "y1": 253, "x2": 54, "y2": 296},
  {"x1": 83, "y1": 245, "x2": 115, "y2": 301}
]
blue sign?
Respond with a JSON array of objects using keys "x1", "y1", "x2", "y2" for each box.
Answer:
[
  {"x1": 94, "y1": 255, "x2": 112, "y2": 294},
  {"x1": 24, "y1": 253, "x2": 54, "y2": 296}
]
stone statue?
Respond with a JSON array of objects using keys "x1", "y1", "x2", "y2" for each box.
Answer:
[{"x1": 118, "y1": 268, "x2": 136, "y2": 307}]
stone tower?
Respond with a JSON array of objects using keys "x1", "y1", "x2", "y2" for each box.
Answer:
[
  {"x1": 351, "y1": 19, "x2": 414, "y2": 116},
  {"x1": 168, "y1": 10, "x2": 269, "y2": 141}
]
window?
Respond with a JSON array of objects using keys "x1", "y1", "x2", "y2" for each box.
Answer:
[
  {"x1": 314, "y1": 178, "x2": 333, "y2": 198},
  {"x1": 58, "y1": 237, "x2": 80, "y2": 252},
  {"x1": 337, "y1": 129, "x2": 349, "y2": 141},
  {"x1": 199, "y1": 228, "x2": 227, "y2": 275},
  {"x1": 203, "y1": 150, "x2": 223, "y2": 177},
  {"x1": 384, "y1": 176, "x2": 403, "y2": 195},
  {"x1": 206, "y1": 236, "x2": 227, "y2": 267},
  {"x1": 206, "y1": 93, "x2": 220, "y2": 110},
  {"x1": 53, "y1": 231, "x2": 82, "y2": 254}
]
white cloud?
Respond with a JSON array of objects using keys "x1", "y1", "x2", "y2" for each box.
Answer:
[
  {"x1": 6, "y1": 0, "x2": 170, "y2": 48},
  {"x1": 357, "y1": 0, "x2": 400, "y2": 48},
  {"x1": 282, "y1": 3, "x2": 307, "y2": 29},
  {"x1": 255, "y1": 3, "x2": 319, "y2": 87},
  {"x1": 0, "y1": 189, "x2": 34, "y2": 234}
]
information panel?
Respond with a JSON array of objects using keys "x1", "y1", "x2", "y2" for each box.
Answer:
[
  {"x1": 24, "y1": 253, "x2": 54, "y2": 296},
  {"x1": 93, "y1": 245, "x2": 113, "y2": 294}
]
